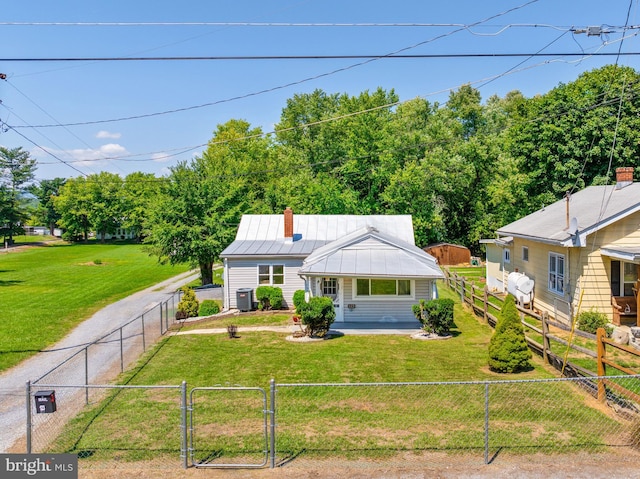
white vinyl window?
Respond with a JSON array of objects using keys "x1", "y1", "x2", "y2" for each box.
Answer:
[
  {"x1": 522, "y1": 246, "x2": 529, "y2": 262},
  {"x1": 503, "y1": 249, "x2": 511, "y2": 264},
  {"x1": 322, "y1": 278, "x2": 338, "y2": 299},
  {"x1": 257, "y1": 264, "x2": 284, "y2": 285},
  {"x1": 355, "y1": 279, "x2": 412, "y2": 297},
  {"x1": 548, "y1": 253, "x2": 565, "y2": 295}
]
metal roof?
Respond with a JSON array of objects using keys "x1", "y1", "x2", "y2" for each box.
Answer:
[
  {"x1": 496, "y1": 183, "x2": 640, "y2": 247},
  {"x1": 221, "y1": 214, "x2": 415, "y2": 257},
  {"x1": 299, "y1": 227, "x2": 444, "y2": 278}
]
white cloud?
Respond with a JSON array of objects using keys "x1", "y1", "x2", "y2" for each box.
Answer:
[
  {"x1": 96, "y1": 130, "x2": 121, "y2": 139},
  {"x1": 64, "y1": 143, "x2": 128, "y2": 166}
]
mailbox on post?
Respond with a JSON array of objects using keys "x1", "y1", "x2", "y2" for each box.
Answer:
[{"x1": 34, "y1": 390, "x2": 57, "y2": 414}]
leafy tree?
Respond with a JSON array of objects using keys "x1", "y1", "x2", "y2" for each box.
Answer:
[
  {"x1": 507, "y1": 65, "x2": 640, "y2": 207},
  {"x1": 54, "y1": 176, "x2": 93, "y2": 241},
  {"x1": 488, "y1": 295, "x2": 532, "y2": 373},
  {"x1": 0, "y1": 146, "x2": 36, "y2": 243},
  {"x1": 28, "y1": 178, "x2": 66, "y2": 235},
  {"x1": 146, "y1": 119, "x2": 270, "y2": 285},
  {"x1": 176, "y1": 286, "x2": 199, "y2": 318},
  {"x1": 121, "y1": 172, "x2": 160, "y2": 241},
  {"x1": 86, "y1": 172, "x2": 124, "y2": 242}
]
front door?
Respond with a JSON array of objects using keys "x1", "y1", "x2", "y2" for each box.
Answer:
[{"x1": 321, "y1": 277, "x2": 343, "y2": 322}]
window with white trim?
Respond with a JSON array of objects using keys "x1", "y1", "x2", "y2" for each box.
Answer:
[
  {"x1": 258, "y1": 264, "x2": 284, "y2": 285},
  {"x1": 322, "y1": 277, "x2": 338, "y2": 299},
  {"x1": 548, "y1": 253, "x2": 565, "y2": 295},
  {"x1": 355, "y1": 278, "x2": 412, "y2": 297},
  {"x1": 522, "y1": 246, "x2": 529, "y2": 262},
  {"x1": 503, "y1": 249, "x2": 511, "y2": 264}
]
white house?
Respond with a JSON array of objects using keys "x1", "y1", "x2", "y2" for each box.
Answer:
[{"x1": 220, "y1": 208, "x2": 444, "y2": 324}]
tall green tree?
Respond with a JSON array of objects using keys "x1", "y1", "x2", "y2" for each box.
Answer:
[
  {"x1": 146, "y1": 119, "x2": 271, "y2": 284},
  {"x1": 86, "y1": 172, "x2": 125, "y2": 242},
  {"x1": 54, "y1": 176, "x2": 92, "y2": 241},
  {"x1": 0, "y1": 146, "x2": 36, "y2": 243},
  {"x1": 28, "y1": 178, "x2": 66, "y2": 235},
  {"x1": 121, "y1": 172, "x2": 161, "y2": 241},
  {"x1": 507, "y1": 65, "x2": 640, "y2": 207}
]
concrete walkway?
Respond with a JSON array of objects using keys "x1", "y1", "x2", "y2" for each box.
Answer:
[{"x1": 0, "y1": 269, "x2": 199, "y2": 453}]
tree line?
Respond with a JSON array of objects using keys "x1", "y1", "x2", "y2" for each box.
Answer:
[{"x1": 2, "y1": 64, "x2": 639, "y2": 283}]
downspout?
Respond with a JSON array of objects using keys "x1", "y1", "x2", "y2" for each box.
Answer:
[{"x1": 223, "y1": 258, "x2": 230, "y2": 310}]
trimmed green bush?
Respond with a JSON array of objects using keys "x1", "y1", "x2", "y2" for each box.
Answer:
[
  {"x1": 488, "y1": 294, "x2": 532, "y2": 373},
  {"x1": 412, "y1": 298, "x2": 455, "y2": 336},
  {"x1": 177, "y1": 286, "x2": 199, "y2": 318},
  {"x1": 255, "y1": 286, "x2": 283, "y2": 310},
  {"x1": 297, "y1": 296, "x2": 335, "y2": 337},
  {"x1": 293, "y1": 289, "x2": 306, "y2": 312},
  {"x1": 577, "y1": 308, "x2": 612, "y2": 336},
  {"x1": 198, "y1": 299, "x2": 220, "y2": 317}
]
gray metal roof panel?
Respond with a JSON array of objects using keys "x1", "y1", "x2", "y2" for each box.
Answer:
[{"x1": 496, "y1": 184, "x2": 640, "y2": 243}]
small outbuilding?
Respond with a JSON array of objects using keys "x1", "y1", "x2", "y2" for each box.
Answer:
[{"x1": 424, "y1": 243, "x2": 471, "y2": 266}]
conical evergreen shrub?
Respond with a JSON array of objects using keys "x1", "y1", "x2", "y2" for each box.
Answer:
[{"x1": 488, "y1": 294, "x2": 532, "y2": 373}]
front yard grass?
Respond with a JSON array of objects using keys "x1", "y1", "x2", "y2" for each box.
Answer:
[
  {"x1": 50, "y1": 286, "x2": 624, "y2": 463},
  {"x1": 0, "y1": 242, "x2": 190, "y2": 372}
]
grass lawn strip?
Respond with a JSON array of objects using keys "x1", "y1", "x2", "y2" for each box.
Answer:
[{"x1": 0, "y1": 242, "x2": 190, "y2": 371}]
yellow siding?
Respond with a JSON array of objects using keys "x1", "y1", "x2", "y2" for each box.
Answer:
[{"x1": 504, "y1": 210, "x2": 640, "y2": 323}]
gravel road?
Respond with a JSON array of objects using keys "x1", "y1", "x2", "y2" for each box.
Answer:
[{"x1": 0, "y1": 269, "x2": 200, "y2": 453}]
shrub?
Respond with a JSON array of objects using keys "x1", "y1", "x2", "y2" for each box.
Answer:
[
  {"x1": 412, "y1": 298, "x2": 454, "y2": 336},
  {"x1": 577, "y1": 308, "x2": 612, "y2": 336},
  {"x1": 198, "y1": 299, "x2": 220, "y2": 317},
  {"x1": 93, "y1": 259, "x2": 102, "y2": 265},
  {"x1": 297, "y1": 296, "x2": 335, "y2": 337},
  {"x1": 488, "y1": 295, "x2": 532, "y2": 373},
  {"x1": 177, "y1": 286, "x2": 199, "y2": 318},
  {"x1": 255, "y1": 286, "x2": 283, "y2": 310},
  {"x1": 292, "y1": 289, "x2": 306, "y2": 312}
]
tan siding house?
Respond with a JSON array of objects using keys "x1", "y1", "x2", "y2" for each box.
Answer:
[{"x1": 482, "y1": 167, "x2": 640, "y2": 326}]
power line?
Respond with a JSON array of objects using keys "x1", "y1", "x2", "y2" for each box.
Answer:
[{"x1": 2, "y1": 52, "x2": 638, "y2": 62}]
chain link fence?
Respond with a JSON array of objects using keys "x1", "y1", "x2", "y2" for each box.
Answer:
[{"x1": 25, "y1": 375, "x2": 640, "y2": 472}]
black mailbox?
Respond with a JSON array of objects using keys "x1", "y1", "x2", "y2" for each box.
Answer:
[{"x1": 34, "y1": 390, "x2": 56, "y2": 414}]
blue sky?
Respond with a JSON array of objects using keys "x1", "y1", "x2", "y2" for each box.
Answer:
[{"x1": 0, "y1": 0, "x2": 638, "y2": 180}]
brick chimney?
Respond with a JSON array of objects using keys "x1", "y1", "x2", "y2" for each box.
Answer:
[
  {"x1": 616, "y1": 167, "x2": 634, "y2": 189},
  {"x1": 284, "y1": 207, "x2": 293, "y2": 242}
]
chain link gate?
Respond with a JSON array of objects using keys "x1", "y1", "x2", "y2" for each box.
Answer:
[{"x1": 188, "y1": 387, "x2": 270, "y2": 468}]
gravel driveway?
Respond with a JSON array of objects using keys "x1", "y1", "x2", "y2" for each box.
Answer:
[{"x1": 0, "y1": 269, "x2": 200, "y2": 453}]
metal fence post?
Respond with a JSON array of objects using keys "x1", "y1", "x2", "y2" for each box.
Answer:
[
  {"x1": 181, "y1": 381, "x2": 188, "y2": 469},
  {"x1": 119, "y1": 327, "x2": 124, "y2": 372},
  {"x1": 85, "y1": 347, "x2": 89, "y2": 405},
  {"x1": 26, "y1": 380, "x2": 32, "y2": 454},
  {"x1": 165, "y1": 301, "x2": 169, "y2": 332},
  {"x1": 484, "y1": 382, "x2": 489, "y2": 464},
  {"x1": 270, "y1": 378, "x2": 276, "y2": 469},
  {"x1": 141, "y1": 314, "x2": 146, "y2": 352}
]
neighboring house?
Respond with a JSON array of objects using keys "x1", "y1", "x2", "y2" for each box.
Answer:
[
  {"x1": 481, "y1": 167, "x2": 640, "y2": 326},
  {"x1": 424, "y1": 243, "x2": 471, "y2": 266},
  {"x1": 96, "y1": 228, "x2": 136, "y2": 241},
  {"x1": 220, "y1": 208, "x2": 444, "y2": 324}
]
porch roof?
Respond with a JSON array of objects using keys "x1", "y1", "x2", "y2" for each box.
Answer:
[
  {"x1": 298, "y1": 227, "x2": 444, "y2": 278},
  {"x1": 600, "y1": 245, "x2": 640, "y2": 263}
]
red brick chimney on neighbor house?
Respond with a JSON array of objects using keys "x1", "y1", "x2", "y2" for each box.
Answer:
[
  {"x1": 284, "y1": 207, "x2": 294, "y2": 242},
  {"x1": 616, "y1": 167, "x2": 634, "y2": 189}
]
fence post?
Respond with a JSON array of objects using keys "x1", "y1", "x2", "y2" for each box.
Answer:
[
  {"x1": 165, "y1": 301, "x2": 169, "y2": 332},
  {"x1": 119, "y1": 327, "x2": 124, "y2": 372},
  {"x1": 181, "y1": 381, "x2": 188, "y2": 469},
  {"x1": 270, "y1": 379, "x2": 276, "y2": 469},
  {"x1": 483, "y1": 285, "x2": 488, "y2": 322},
  {"x1": 541, "y1": 312, "x2": 549, "y2": 364},
  {"x1": 484, "y1": 382, "x2": 489, "y2": 464},
  {"x1": 26, "y1": 380, "x2": 32, "y2": 454},
  {"x1": 141, "y1": 314, "x2": 146, "y2": 352},
  {"x1": 597, "y1": 327, "x2": 606, "y2": 402},
  {"x1": 460, "y1": 278, "x2": 465, "y2": 304},
  {"x1": 84, "y1": 347, "x2": 89, "y2": 405}
]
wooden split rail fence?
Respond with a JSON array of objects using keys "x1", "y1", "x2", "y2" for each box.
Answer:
[{"x1": 443, "y1": 269, "x2": 640, "y2": 404}]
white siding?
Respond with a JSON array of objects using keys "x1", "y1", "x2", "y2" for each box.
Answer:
[
  {"x1": 226, "y1": 258, "x2": 305, "y2": 309},
  {"x1": 338, "y1": 278, "x2": 433, "y2": 323}
]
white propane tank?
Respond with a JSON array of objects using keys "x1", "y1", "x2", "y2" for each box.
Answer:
[{"x1": 507, "y1": 272, "x2": 534, "y2": 306}]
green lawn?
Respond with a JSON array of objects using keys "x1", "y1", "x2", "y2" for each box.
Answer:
[
  {"x1": 50, "y1": 287, "x2": 626, "y2": 463},
  {"x1": 0, "y1": 242, "x2": 190, "y2": 371}
]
